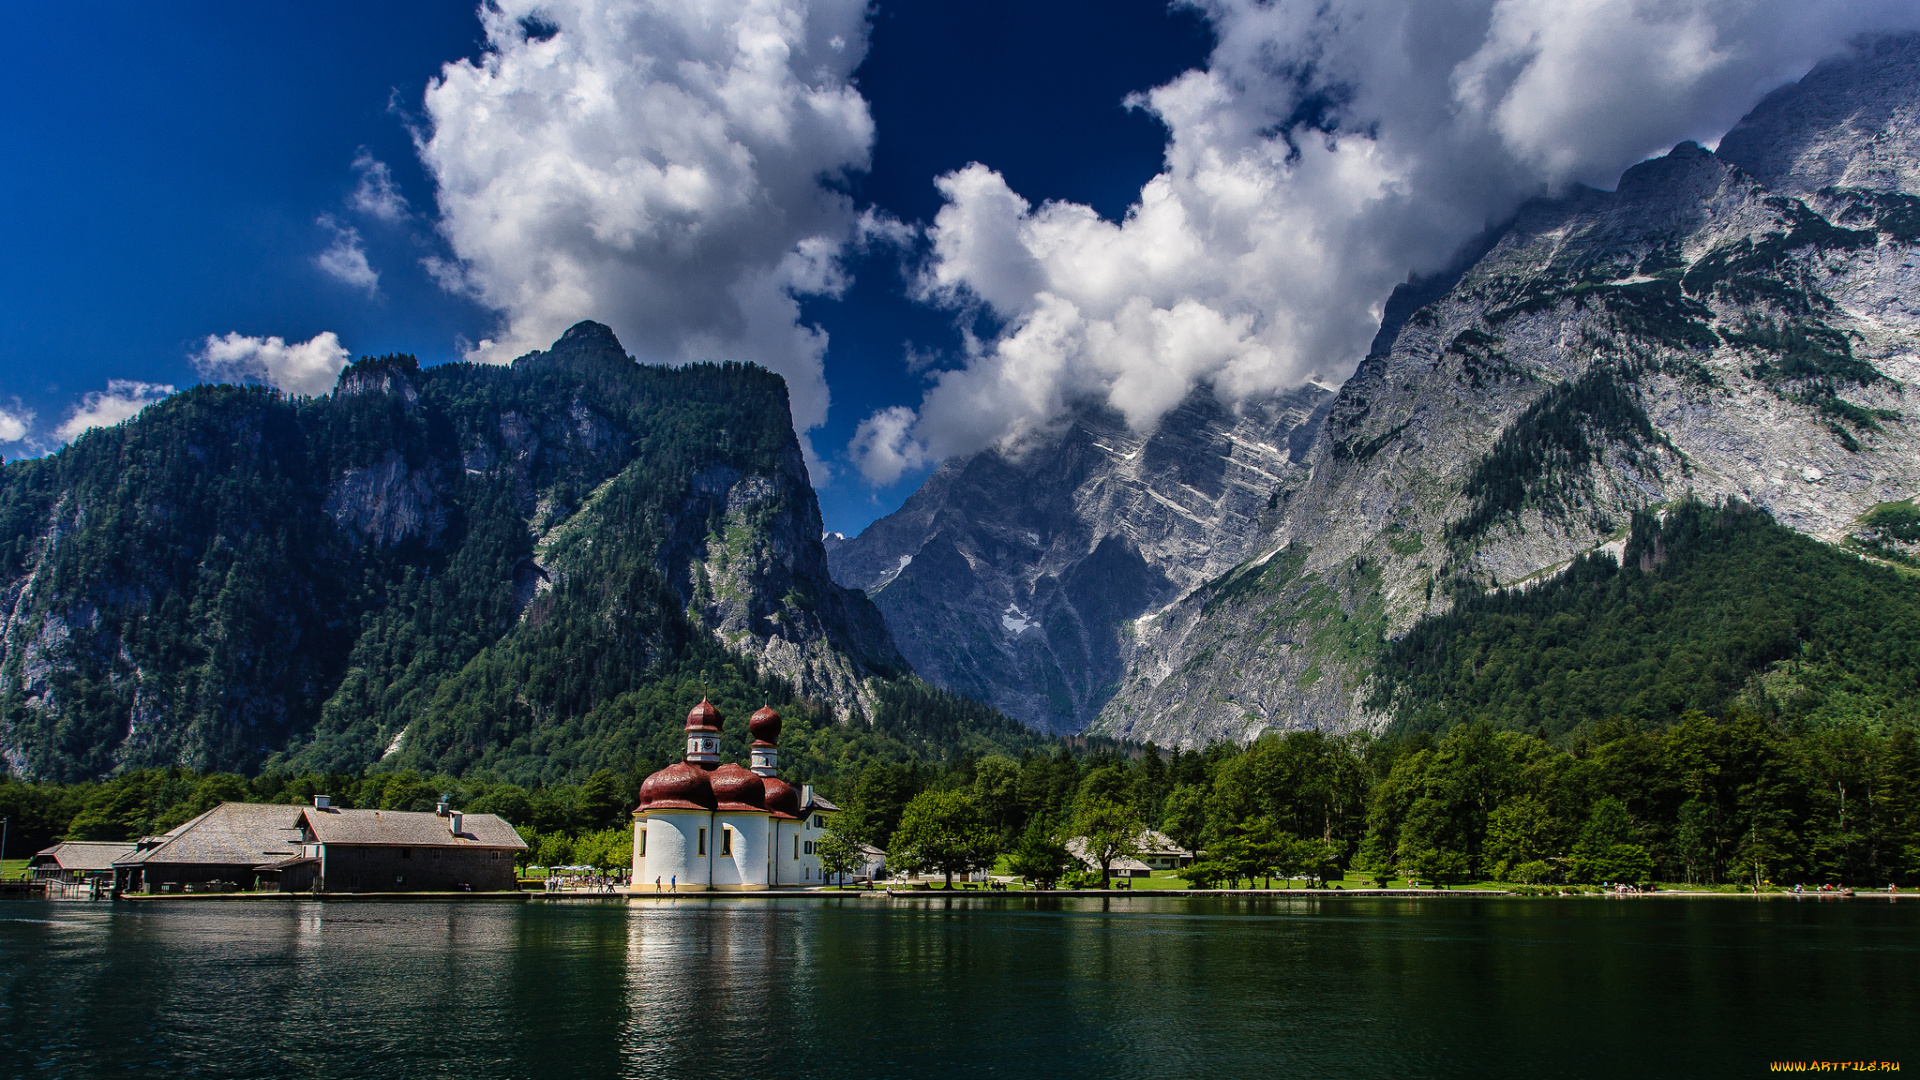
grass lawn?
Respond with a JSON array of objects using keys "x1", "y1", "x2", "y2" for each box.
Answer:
[{"x1": 2, "y1": 859, "x2": 30, "y2": 880}]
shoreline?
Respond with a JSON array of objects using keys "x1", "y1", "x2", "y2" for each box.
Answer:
[{"x1": 75, "y1": 886, "x2": 1920, "y2": 904}]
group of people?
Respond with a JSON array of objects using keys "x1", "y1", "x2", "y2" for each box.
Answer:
[
  {"x1": 1789, "y1": 883, "x2": 1903, "y2": 895},
  {"x1": 543, "y1": 872, "x2": 621, "y2": 893}
]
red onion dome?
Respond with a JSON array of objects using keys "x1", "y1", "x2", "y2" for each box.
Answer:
[
  {"x1": 748, "y1": 705, "x2": 782, "y2": 745},
  {"x1": 762, "y1": 776, "x2": 802, "y2": 820},
  {"x1": 637, "y1": 762, "x2": 717, "y2": 812},
  {"x1": 709, "y1": 763, "x2": 767, "y2": 812},
  {"x1": 685, "y1": 698, "x2": 722, "y2": 733}
]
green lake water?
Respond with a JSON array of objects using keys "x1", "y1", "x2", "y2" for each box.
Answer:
[{"x1": 3, "y1": 895, "x2": 1915, "y2": 1078}]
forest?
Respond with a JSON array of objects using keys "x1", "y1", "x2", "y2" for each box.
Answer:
[
  {"x1": 1381, "y1": 500, "x2": 1920, "y2": 735},
  {"x1": 10, "y1": 703, "x2": 1917, "y2": 889},
  {"x1": 0, "y1": 325, "x2": 908, "y2": 784}
]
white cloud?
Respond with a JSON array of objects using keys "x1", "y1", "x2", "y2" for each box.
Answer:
[
  {"x1": 0, "y1": 404, "x2": 31, "y2": 444},
  {"x1": 416, "y1": 0, "x2": 874, "y2": 449},
  {"x1": 193, "y1": 331, "x2": 351, "y2": 397},
  {"x1": 316, "y1": 215, "x2": 379, "y2": 294},
  {"x1": 851, "y1": 1, "x2": 1920, "y2": 485},
  {"x1": 348, "y1": 148, "x2": 410, "y2": 222},
  {"x1": 55, "y1": 381, "x2": 173, "y2": 443}
]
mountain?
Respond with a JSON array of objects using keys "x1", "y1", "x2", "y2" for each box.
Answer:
[
  {"x1": 828, "y1": 384, "x2": 1331, "y2": 734},
  {"x1": 834, "y1": 34, "x2": 1920, "y2": 747},
  {"x1": 0, "y1": 322, "x2": 908, "y2": 782}
]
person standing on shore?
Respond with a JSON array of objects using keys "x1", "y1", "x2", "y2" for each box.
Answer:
[{"x1": 671, "y1": 875, "x2": 677, "y2": 892}]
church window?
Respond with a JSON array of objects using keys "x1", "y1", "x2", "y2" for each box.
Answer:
[
  {"x1": 698, "y1": 828, "x2": 707, "y2": 856},
  {"x1": 794, "y1": 835, "x2": 800, "y2": 860},
  {"x1": 721, "y1": 828, "x2": 733, "y2": 857},
  {"x1": 638, "y1": 831, "x2": 646, "y2": 857}
]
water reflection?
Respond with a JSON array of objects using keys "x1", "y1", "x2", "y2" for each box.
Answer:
[{"x1": 1, "y1": 896, "x2": 1915, "y2": 1079}]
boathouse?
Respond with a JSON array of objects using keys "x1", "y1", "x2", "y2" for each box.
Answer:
[
  {"x1": 113, "y1": 802, "x2": 308, "y2": 894},
  {"x1": 30, "y1": 841, "x2": 135, "y2": 884},
  {"x1": 296, "y1": 799, "x2": 526, "y2": 892},
  {"x1": 111, "y1": 799, "x2": 528, "y2": 894}
]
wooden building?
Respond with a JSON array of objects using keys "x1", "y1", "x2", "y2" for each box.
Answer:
[
  {"x1": 298, "y1": 799, "x2": 525, "y2": 892},
  {"x1": 30, "y1": 841, "x2": 135, "y2": 883},
  {"x1": 111, "y1": 798, "x2": 528, "y2": 894},
  {"x1": 113, "y1": 803, "x2": 307, "y2": 894}
]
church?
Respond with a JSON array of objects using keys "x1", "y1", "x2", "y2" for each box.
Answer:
[{"x1": 631, "y1": 699, "x2": 840, "y2": 890}]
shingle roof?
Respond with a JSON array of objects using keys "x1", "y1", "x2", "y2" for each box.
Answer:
[
  {"x1": 116, "y1": 803, "x2": 306, "y2": 867},
  {"x1": 1065, "y1": 837, "x2": 1153, "y2": 873},
  {"x1": 803, "y1": 793, "x2": 840, "y2": 814},
  {"x1": 1135, "y1": 829, "x2": 1190, "y2": 855},
  {"x1": 301, "y1": 808, "x2": 527, "y2": 850},
  {"x1": 31, "y1": 841, "x2": 136, "y2": 872}
]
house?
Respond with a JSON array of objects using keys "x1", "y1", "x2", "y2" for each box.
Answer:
[
  {"x1": 114, "y1": 802, "x2": 307, "y2": 894},
  {"x1": 1135, "y1": 829, "x2": 1195, "y2": 870},
  {"x1": 295, "y1": 798, "x2": 526, "y2": 892},
  {"x1": 112, "y1": 798, "x2": 528, "y2": 894},
  {"x1": 632, "y1": 700, "x2": 841, "y2": 891},
  {"x1": 30, "y1": 841, "x2": 135, "y2": 883},
  {"x1": 1065, "y1": 837, "x2": 1155, "y2": 878},
  {"x1": 855, "y1": 842, "x2": 887, "y2": 882}
]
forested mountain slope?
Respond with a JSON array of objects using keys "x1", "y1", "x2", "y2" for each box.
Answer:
[
  {"x1": 1371, "y1": 500, "x2": 1920, "y2": 736},
  {"x1": 836, "y1": 34, "x2": 1920, "y2": 748},
  {"x1": 0, "y1": 322, "x2": 914, "y2": 782},
  {"x1": 1098, "y1": 34, "x2": 1920, "y2": 746}
]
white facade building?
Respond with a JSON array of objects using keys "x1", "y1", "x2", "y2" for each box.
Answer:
[{"x1": 631, "y1": 700, "x2": 840, "y2": 892}]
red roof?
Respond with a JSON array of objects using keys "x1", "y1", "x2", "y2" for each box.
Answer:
[
  {"x1": 685, "y1": 698, "x2": 722, "y2": 733},
  {"x1": 638, "y1": 761, "x2": 716, "y2": 812},
  {"x1": 710, "y1": 763, "x2": 767, "y2": 813},
  {"x1": 748, "y1": 705, "x2": 782, "y2": 745},
  {"x1": 763, "y1": 776, "x2": 802, "y2": 819}
]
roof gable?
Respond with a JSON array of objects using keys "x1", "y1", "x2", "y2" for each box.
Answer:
[
  {"x1": 301, "y1": 807, "x2": 527, "y2": 850},
  {"x1": 31, "y1": 841, "x2": 137, "y2": 871},
  {"x1": 116, "y1": 803, "x2": 306, "y2": 867}
]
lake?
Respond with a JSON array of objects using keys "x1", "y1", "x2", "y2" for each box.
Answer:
[{"x1": 3, "y1": 895, "x2": 1914, "y2": 1078}]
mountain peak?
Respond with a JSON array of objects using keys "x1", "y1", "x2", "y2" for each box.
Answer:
[{"x1": 512, "y1": 320, "x2": 633, "y2": 371}]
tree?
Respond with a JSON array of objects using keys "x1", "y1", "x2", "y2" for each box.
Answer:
[
  {"x1": 972, "y1": 755, "x2": 1024, "y2": 840},
  {"x1": 1185, "y1": 829, "x2": 1267, "y2": 889},
  {"x1": 1161, "y1": 784, "x2": 1207, "y2": 857},
  {"x1": 1278, "y1": 836, "x2": 1335, "y2": 888},
  {"x1": 814, "y1": 827, "x2": 866, "y2": 885},
  {"x1": 1004, "y1": 819, "x2": 1074, "y2": 888},
  {"x1": 1074, "y1": 796, "x2": 1141, "y2": 888},
  {"x1": 890, "y1": 791, "x2": 999, "y2": 888},
  {"x1": 1486, "y1": 795, "x2": 1561, "y2": 881},
  {"x1": 1571, "y1": 798, "x2": 1641, "y2": 884},
  {"x1": 1399, "y1": 844, "x2": 1469, "y2": 888}
]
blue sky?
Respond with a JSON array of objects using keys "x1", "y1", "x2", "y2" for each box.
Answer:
[
  {"x1": 2, "y1": 1, "x2": 1910, "y2": 536},
  {"x1": 0, "y1": 0, "x2": 1206, "y2": 535}
]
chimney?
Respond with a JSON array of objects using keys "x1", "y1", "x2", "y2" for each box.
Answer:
[
  {"x1": 801, "y1": 784, "x2": 814, "y2": 810},
  {"x1": 448, "y1": 811, "x2": 463, "y2": 836},
  {"x1": 313, "y1": 795, "x2": 331, "y2": 810}
]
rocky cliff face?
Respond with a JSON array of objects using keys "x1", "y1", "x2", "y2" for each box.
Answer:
[
  {"x1": 829, "y1": 384, "x2": 1330, "y2": 733},
  {"x1": 836, "y1": 35, "x2": 1920, "y2": 748},
  {"x1": 0, "y1": 322, "x2": 900, "y2": 779}
]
